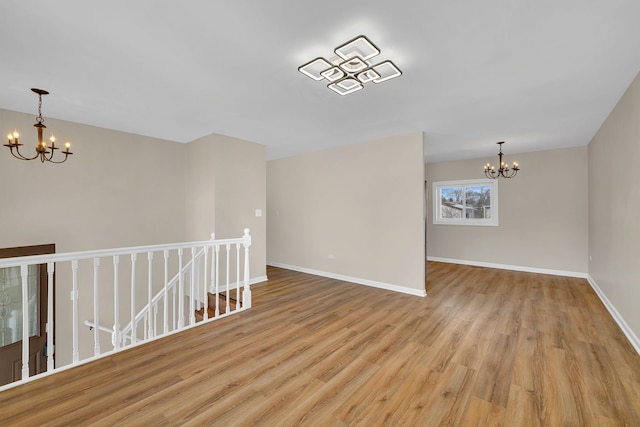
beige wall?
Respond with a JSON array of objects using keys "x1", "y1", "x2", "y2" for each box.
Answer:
[
  {"x1": 0, "y1": 109, "x2": 187, "y2": 251},
  {"x1": 184, "y1": 137, "x2": 217, "y2": 242},
  {"x1": 588, "y1": 72, "x2": 640, "y2": 343},
  {"x1": 186, "y1": 133, "x2": 267, "y2": 280},
  {"x1": 267, "y1": 132, "x2": 425, "y2": 293},
  {"x1": 426, "y1": 146, "x2": 588, "y2": 273}
]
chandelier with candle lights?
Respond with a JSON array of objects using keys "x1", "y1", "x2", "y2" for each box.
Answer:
[
  {"x1": 4, "y1": 88, "x2": 73, "y2": 163},
  {"x1": 483, "y1": 141, "x2": 519, "y2": 179}
]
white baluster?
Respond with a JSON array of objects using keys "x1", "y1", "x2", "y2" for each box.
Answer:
[
  {"x1": 72, "y1": 259, "x2": 79, "y2": 363},
  {"x1": 163, "y1": 250, "x2": 169, "y2": 335},
  {"x1": 242, "y1": 228, "x2": 252, "y2": 309},
  {"x1": 203, "y1": 246, "x2": 209, "y2": 321},
  {"x1": 93, "y1": 258, "x2": 101, "y2": 357},
  {"x1": 190, "y1": 247, "x2": 196, "y2": 325},
  {"x1": 20, "y1": 265, "x2": 29, "y2": 380},
  {"x1": 143, "y1": 314, "x2": 148, "y2": 340},
  {"x1": 225, "y1": 243, "x2": 230, "y2": 314},
  {"x1": 46, "y1": 262, "x2": 55, "y2": 371},
  {"x1": 153, "y1": 305, "x2": 158, "y2": 336},
  {"x1": 195, "y1": 256, "x2": 200, "y2": 310},
  {"x1": 113, "y1": 255, "x2": 120, "y2": 350},
  {"x1": 210, "y1": 233, "x2": 215, "y2": 301},
  {"x1": 235, "y1": 243, "x2": 241, "y2": 311},
  {"x1": 215, "y1": 244, "x2": 220, "y2": 316},
  {"x1": 130, "y1": 253, "x2": 137, "y2": 345},
  {"x1": 147, "y1": 252, "x2": 153, "y2": 338},
  {"x1": 178, "y1": 248, "x2": 184, "y2": 328},
  {"x1": 172, "y1": 281, "x2": 176, "y2": 330}
]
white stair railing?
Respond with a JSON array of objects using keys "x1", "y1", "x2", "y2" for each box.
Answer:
[
  {"x1": 117, "y1": 244, "x2": 207, "y2": 347},
  {"x1": 0, "y1": 229, "x2": 252, "y2": 391}
]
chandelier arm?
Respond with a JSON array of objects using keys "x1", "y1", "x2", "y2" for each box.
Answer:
[
  {"x1": 44, "y1": 152, "x2": 72, "y2": 164},
  {"x1": 6, "y1": 144, "x2": 41, "y2": 161},
  {"x1": 484, "y1": 170, "x2": 498, "y2": 179},
  {"x1": 42, "y1": 147, "x2": 56, "y2": 162},
  {"x1": 500, "y1": 168, "x2": 517, "y2": 179}
]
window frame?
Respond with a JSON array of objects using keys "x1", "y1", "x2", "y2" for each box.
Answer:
[{"x1": 432, "y1": 178, "x2": 498, "y2": 226}]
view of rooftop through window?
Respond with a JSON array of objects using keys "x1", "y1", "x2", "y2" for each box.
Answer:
[{"x1": 440, "y1": 185, "x2": 491, "y2": 219}]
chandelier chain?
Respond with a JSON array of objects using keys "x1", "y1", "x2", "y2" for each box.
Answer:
[{"x1": 36, "y1": 93, "x2": 44, "y2": 124}]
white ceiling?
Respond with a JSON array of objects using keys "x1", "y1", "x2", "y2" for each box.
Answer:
[{"x1": 1, "y1": 0, "x2": 639, "y2": 163}]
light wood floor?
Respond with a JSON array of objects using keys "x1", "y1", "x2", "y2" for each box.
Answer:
[{"x1": 1, "y1": 262, "x2": 639, "y2": 426}]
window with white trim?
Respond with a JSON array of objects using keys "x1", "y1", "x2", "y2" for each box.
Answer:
[{"x1": 432, "y1": 179, "x2": 498, "y2": 226}]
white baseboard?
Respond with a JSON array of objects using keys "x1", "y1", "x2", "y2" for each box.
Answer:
[
  {"x1": 427, "y1": 256, "x2": 587, "y2": 279},
  {"x1": 587, "y1": 275, "x2": 640, "y2": 356},
  {"x1": 267, "y1": 262, "x2": 426, "y2": 297},
  {"x1": 209, "y1": 275, "x2": 268, "y2": 293},
  {"x1": 251, "y1": 275, "x2": 268, "y2": 285}
]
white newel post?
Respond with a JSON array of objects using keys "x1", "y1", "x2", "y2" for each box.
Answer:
[
  {"x1": 46, "y1": 262, "x2": 55, "y2": 371},
  {"x1": 242, "y1": 228, "x2": 252, "y2": 309},
  {"x1": 20, "y1": 265, "x2": 29, "y2": 380}
]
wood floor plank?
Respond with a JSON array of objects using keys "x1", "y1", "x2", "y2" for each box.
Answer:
[
  {"x1": 458, "y1": 395, "x2": 506, "y2": 427},
  {"x1": 503, "y1": 384, "x2": 543, "y2": 427},
  {"x1": 335, "y1": 341, "x2": 426, "y2": 425},
  {"x1": 0, "y1": 262, "x2": 639, "y2": 425}
]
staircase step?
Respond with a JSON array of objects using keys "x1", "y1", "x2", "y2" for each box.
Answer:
[
  {"x1": 207, "y1": 291, "x2": 238, "y2": 309},
  {"x1": 195, "y1": 307, "x2": 216, "y2": 322},
  {"x1": 195, "y1": 293, "x2": 238, "y2": 322}
]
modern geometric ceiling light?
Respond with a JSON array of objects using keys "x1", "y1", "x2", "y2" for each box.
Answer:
[
  {"x1": 298, "y1": 35, "x2": 402, "y2": 96},
  {"x1": 4, "y1": 88, "x2": 73, "y2": 163}
]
